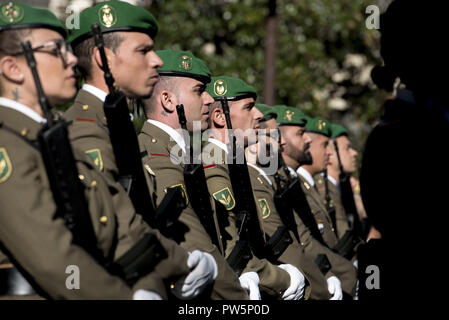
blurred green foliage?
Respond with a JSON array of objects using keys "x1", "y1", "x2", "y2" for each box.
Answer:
[{"x1": 147, "y1": 0, "x2": 391, "y2": 154}]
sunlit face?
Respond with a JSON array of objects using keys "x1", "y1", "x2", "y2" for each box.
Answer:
[
  {"x1": 334, "y1": 135, "x2": 358, "y2": 173},
  {"x1": 20, "y1": 28, "x2": 78, "y2": 106},
  {"x1": 230, "y1": 97, "x2": 262, "y2": 147},
  {"x1": 176, "y1": 77, "x2": 213, "y2": 132},
  {"x1": 281, "y1": 125, "x2": 312, "y2": 165},
  {"x1": 109, "y1": 32, "x2": 162, "y2": 99},
  {"x1": 308, "y1": 133, "x2": 332, "y2": 172}
]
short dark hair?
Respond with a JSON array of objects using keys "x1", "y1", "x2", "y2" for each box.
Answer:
[
  {"x1": 73, "y1": 32, "x2": 124, "y2": 80},
  {"x1": 0, "y1": 28, "x2": 32, "y2": 94}
]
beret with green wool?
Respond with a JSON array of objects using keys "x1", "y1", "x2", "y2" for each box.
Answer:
[
  {"x1": 206, "y1": 76, "x2": 257, "y2": 101},
  {"x1": 0, "y1": 1, "x2": 66, "y2": 36},
  {"x1": 68, "y1": 0, "x2": 158, "y2": 47},
  {"x1": 256, "y1": 103, "x2": 277, "y2": 121},
  {"x1": 156, "y1": 49, "x2": 211, "y2": 84},
  {"x1": 275, "y1": 105, "x2": 308, "y2": 127},
  {"x1": 305, "y1": 116, "x2": 331, "y2": 137},
  {"x1": 330, "y1": 123, "x2": 348, "y2": 139}
]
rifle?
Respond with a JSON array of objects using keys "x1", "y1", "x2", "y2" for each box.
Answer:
[
  {"x1": 323, "y1": 168, "x2": 337, "y2": 231},
  {"x1": 175, "y1": 104, "x2": 221, "y2": 249},
  {"x1": 218, "y1": 98, "x2": 291, "y2": 263},
  {"x1": 332, "y1": 139, "x2": 363, "y2": 259},
  {"x1": 277, "y1": 157, "x2": 328, "y2": 247},
  {"x1": 91, "y1": 25, "x2": 182, "y2": 231},
  {"x1": 271, "y1": 144, "x2": 331, "y2": 274},
  {"x1": 22, "y1": 40, "x2": 166, "y2": 286}
]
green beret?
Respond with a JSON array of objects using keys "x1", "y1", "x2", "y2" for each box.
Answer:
[
  {"x1": 275, "y1": 105, "x2": 308, "y2": 127},
  {"x1": 206, "y1": 76, "x2": 257, "y2": 101},
  {"x1": 330, "y1": 123, "x2": 348, "y2": 139},
  {"x1": 256, "y1": 103, "x2": 277, "y2": 121},
  {"x1": 156, "y1": 49, "x2": 211, "y2": 84},
  {"x1": 0, "y1": 1, "x2": 66, "y2": 37},
  {"x1": 305, "y1": 116, "x2": 331, "y2": 137},
  {"x1": 68, "y1": 0, "x2": 158, "y2": 47}
]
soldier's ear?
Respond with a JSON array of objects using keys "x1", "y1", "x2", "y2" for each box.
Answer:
[
  {"x1": 92, "y1": 46, "x2": 113, "y2": 73},
  {"x1": 211, "y1": 108, "x2": 226, "y2": 128},
  {"x1": 0, "y1": 55, "x2": 26, "y2": 83},
  {"x1": 160, "y1": 89, "x2": 177, "y2": 113}
]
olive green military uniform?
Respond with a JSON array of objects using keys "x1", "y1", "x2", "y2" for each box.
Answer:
[
  {"x1": 277, "y1": 169, "x2": 357, "y2": 296},
  {"x1": 203, "y1": 142, "x2": 291, "y2": 298},
  {"x1": 247, "y1": 164, "x2": 331, "y2": 300},
  {"x1": 139, "y1": 123, "x2": 248, "y2": 300},
  {"x1": 315, "y1": 175, "x2": 349, "y2": 239},
  {"x1": 0, "y1": 105, "x2": 180, "y2": 299},
  {"x1": 64, "y1": 88, "x2": 117, "y2": 180},
  {"x1": 297, "y1": 174, "x2": 339, "y2": 248},
  {"x1": 63, "y1": 86, "x2": 197, "y2": 286}
]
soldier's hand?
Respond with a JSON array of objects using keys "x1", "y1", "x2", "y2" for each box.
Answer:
[
  {"x1": 171, "y1": 250, "x2": 218, "y2": 299},
  {"x1": 278, "y1": 264, "x2": 305, "y2": 300},
  {"x1": 326, "y1": 276, "x2": 343, "y2": 300},
  {"x1": 132, "y1": 289, "x2": 163, "y2": 300},
  {"x1": 238, "y1": 272, "x2": 261, "y2": 300}
]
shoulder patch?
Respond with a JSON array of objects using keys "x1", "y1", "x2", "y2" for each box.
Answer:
[
  {"x1": 85, "y1": 148, "x2": 103, "y2": 171},
  {"x1": 213, "y1": 187, "x2": 235, "y2": 210},
  {"x1": 0, "y1": 148, "x2": 12, "y2": 183},
  {"x1": 258, "y1": 198, "x2": 271, "y2": 219},
  {"x1": 165, "y1": 183, "x2": 189, "y2": 206}
]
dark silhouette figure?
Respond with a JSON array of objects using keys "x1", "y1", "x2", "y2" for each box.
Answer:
[{"x1": 359, "y1": 0, "x2": 449, "y2": 300}]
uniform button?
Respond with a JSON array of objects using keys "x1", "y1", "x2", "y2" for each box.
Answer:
[
  {"x1": 78, "y1": 174, "x2": 85, "y2": 180},
  {"x1": 20, "y1": 128, "x2": 28, "y2": 136},
  {"x1": 152, "y1": 138, "x2": 157, "y2": 143},
  {"x1": 91, "y1": 180, "x2": 97, "y2": 188},
  {"x1": 100, "y1": 216, "x2": 108, "y2": 224},
  {"x1": 170, "y1": 282, "x2": 175, "y2": 289},
  {"x1": 301, "y1": 242, "x2": 304, "y2": 246},
  {"x1": 331, "y1": 228, "x2": 335, "y2": 232},
  {"x1": 82, "y1": 105, "x2": 89, "y2": 111}
]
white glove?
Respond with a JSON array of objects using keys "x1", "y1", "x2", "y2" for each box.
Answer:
[
  {"x1": 132, "y1": 289, "x2": 163, "y2": 300},
  {"x1": 278, "y1": 264, "x2": 305, "y2": 300},
  {"x1": 238, "y1": 272, "x2": 261, "y2": 300},
  {"x1": 327, "y1": 276, "x2": 343, "y2": 300},
  {"x1": 171, "y1": 250, "x2": 218, "y2": 299}
]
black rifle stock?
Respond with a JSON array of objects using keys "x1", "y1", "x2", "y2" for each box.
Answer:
[
  {"x1": 24, "y1": 38, "x2": 167, "y2": 286},
  {"x1": 175, "y1": 104, "x2": 221, "y2": 249},
  {"x1": 272, "y1": 151, "x2": 331, "y2": 274},
  {"x1": 332, "y1": 139, "x2": 363, "y2": 259},
  {"x1": 323, "y1": 168, "x2": 337, "y2": 230},
  {"x1": 279, "y1": 163, "x2": 328, "y2": 247},
  {"x1": 219, "y1": 98, "x2": 291, "y2": 263},
  {"x1": 91, "y1": 24, "x2": 159, "y2": 226}
]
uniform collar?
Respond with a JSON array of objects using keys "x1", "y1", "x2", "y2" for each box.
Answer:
[
  {"x1": 82, "y1": 83, "x2": 108, "y2": 102},
  {"x1": 147, "y1": 119, "x2": 186, "y2": 153},
  {"x1": 297, "y1": 166, "x2": 315, "y2": 187},
  {"x1": 207, "y1": 137, "x2": 229, "y2": 154},
  {"x1": 327, "y1": 174, "x2": 338, "y2": 187},
  {"x1": 286, "y1": 166, "x2": 298, "y2": 178},
  {"x1": 0, "y1": 97, "x2": 46, "y2": 124},
  {"x1": 247, "y1": 162, "x2": 272, "y2": 185}
]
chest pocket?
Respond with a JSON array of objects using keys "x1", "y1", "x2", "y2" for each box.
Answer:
[{"x1": 76, "y1": 159, "x2": 116, "y2": 257}]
